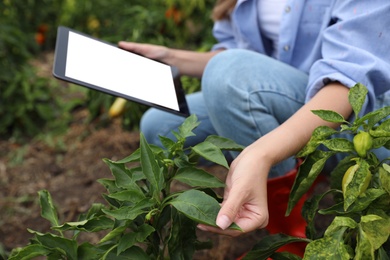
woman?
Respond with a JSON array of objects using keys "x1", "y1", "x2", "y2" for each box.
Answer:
[{"x1": 119, "y1": 0, "x2": 390, "y2": 240}]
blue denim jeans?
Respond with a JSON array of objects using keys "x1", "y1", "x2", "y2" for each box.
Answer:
[{"x1": 140, "y1": 49, "x2": 390, "y2": 177}]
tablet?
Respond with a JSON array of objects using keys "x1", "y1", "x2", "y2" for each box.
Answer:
[{"x1": 53, "y1": 26, "x2": 189, "y2": 117}]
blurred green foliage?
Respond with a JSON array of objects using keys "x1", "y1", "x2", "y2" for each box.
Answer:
[
  {"x1": 60, "y1": 0, "x2": 215, "y2": 48},
  {"x1": 0, "y1": 0, "x2": 216, "y2": 140},
  {"x1": 0, "y1": 0, "x2": 72, "y2": 140}
]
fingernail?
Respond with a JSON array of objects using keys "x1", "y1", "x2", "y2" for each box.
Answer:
[
  {"x1": 216, "y1": 215, "x2": 231, "y2": 230},
  {"x1": 197, "y1": 224, "x2": 208, "y2": 231}
]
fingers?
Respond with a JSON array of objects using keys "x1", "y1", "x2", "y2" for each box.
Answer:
[
  {"x1": 118, "y1": 41, "x2": 147, "y2": 54},
  {"x1": 197, "y1": 204, "x2": 269, "y2": 237},
  {"x1": 197, "y1": 224, "x2": 244, "y2": 237},
  {"x1": 201, "y1": 148, "x2": 271, "y2": 237},
  {"x1": 216, "y1": 195, "x2": 243, "y2": 230},
  {"x1": 208, "y1": 180, "x2": 268, "y2": 237},
  {"x1": 117, "y1": 41, "x2": 169, "y2": 63},
  {"x1": 217, "y1": 195, "x2": 268, "y2": 230}
]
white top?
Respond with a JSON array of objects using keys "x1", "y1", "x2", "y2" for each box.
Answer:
[{"x1": 257, "y1": 0, "x2": 288, "y2": 58}]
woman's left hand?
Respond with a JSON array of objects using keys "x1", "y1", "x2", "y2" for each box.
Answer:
[{"x1": 197, "y1": 143, "x2": 271, "y2": 236}]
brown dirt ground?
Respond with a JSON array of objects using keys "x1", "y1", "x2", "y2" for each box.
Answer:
[{"x1": 0, "y1": 52, "x2": 332, "y2": 260}]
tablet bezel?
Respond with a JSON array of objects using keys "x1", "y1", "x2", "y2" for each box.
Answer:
[{"x1": 53, "y1": 26, "x2": 190, "y2": 117}]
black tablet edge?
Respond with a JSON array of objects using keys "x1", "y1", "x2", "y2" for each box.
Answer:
[
  {"x1": 52, "y1": 26, "x2": 69, "y2": 80},
  {"x1": 52, "y1": 26, "x2": 190, "y2": 117}
]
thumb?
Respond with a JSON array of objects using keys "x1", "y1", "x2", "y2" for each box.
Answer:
[{"x1": 216, "y1": 196, "x2": 244, "y2": 230}]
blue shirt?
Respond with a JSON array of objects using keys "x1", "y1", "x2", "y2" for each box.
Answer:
[{"x1": 212, "y1": 0, "x2": 390, "y2": 115}]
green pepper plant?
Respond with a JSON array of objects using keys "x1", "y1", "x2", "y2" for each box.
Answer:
[
  {"x1": 9, "y1": 115, "x2": 243, "y2": 260},
  {"x1": 242, "y1": 83, "x2": 390, "y2": 259}
]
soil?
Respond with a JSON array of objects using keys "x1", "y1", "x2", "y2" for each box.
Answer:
[{"x1": 0, "y1": 53, "x2": 332, "y2": 259}]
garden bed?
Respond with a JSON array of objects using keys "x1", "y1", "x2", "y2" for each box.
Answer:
[
  {"x1": 0, "y1": 107, "x2": 270, "y2": 259},
  {"x1": 0, "y1": 52, "x2": 332, "y2": 259}
]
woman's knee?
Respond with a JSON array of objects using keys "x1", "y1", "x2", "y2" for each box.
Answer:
[
  {"x1": 202, "y1": 51, "x2": 241, "y2": 108},
  {"x1": 203, "y1": 50, "x2": 253, "y2": 95},
  {"x1": 202, "y1": 49, "x2": 276, "y2": 99},
  {"x1": 202, "y1": 49, "x2": 308, "y2": 114},
  {"x1": 202, "y1": 50, "x2": 264, "y2": 116}
]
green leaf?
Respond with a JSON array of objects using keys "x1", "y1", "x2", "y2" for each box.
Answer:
[
  {"x1": 367, "y1": 106, "x2": 390, "y2": 129},
  {"x1": 117, "y1": 224, "x2": 155, "y2": 254},
  {"x1": 204, "y1": 135, "x2": 245, "y2": 151},
  {"x1": 114, "y1": 145, "x2": 164, "y2": 164},
  {"x1": 372, "y1": 137, "x2": 390, "y2": 149},
  {"x1": 242, "y1": 234, "x2": 309, "y2": 260},
  {"x1": 319, "y1": 189, "x2": 386, "y2": 215},
  {"x1": 176, "y1": 114, "x2": 200, "y2": 139},
  {"x1": 159, "y1": 135, "x2": 177, "y2": 150},
  {"x1": 380, "y1": 165, "x2": 390, "y2": 194},
  {"x1": 340, "y1": 122, "x2": 358, "y2": 133},
  {"x1": 360, "y1": 209, "x2": 390, "y2": 251},
  {"x1": 302, "y1": 189, "x2": 338, "y2": 239},
  {"x1": 192, "y1": 141, "x2": 229, "y2": 169},
  {"x1": 170, "y1": 190, "x2": 219, "y2": 227},
  {"x1": 377, "y1": 246, "x2": 390, "y2": 260},
  {"x1": 168, "y1": 210, "x2": 197, "y2": 260},
  {"x1": 311, "y1": 110, "x2": 346, "y2": 124},
  {"x1": 108, "y1": 190, "x2": 146, "y2": 203},
  {"x1": 349, "y1": 83, "x2": 368, "y2": 118},
  {"x1": 170, "y1": 190, "x2": 240, "y2": 230},
  {"x1": 99, "y1": 225, "x2": 127, "y2": 244},
  {"x1": 154, "y1": 205, "x2": 172, "y2": 232},
  {"x1": 82, "y1": 203, "x2": 106, "y2": 220},
  {"x1": 117, "y1": 234, "x2": 138, "y2": 255},
  {"x1": 8, "y1": 244, "x2": 52, "y2": 260},
  {"x1": 78, "y1": 243, "x2": 106, "y2": 260},
  {"x1": 140, "y1": 133, "x2": 164, "y2": 200},
  {"x1": 305, "y1": 218, "x2": 355, "y2": 259},
  {"x1": 354, "y1": 109, "x2": 382, "y2": 130},
  {"x1": 324, "y1": 216, "x2": 357, "y2": 237},
  {"x1": 53, "y1": 216, "x2": 114, "y2": 232},
  {"x1": 382, "y1": 163, "x2": 390, "y2": 173},
  {"x1": 356, "y1": 226, "x2": 375, "y2": 260},
  {"x1": 102, "y1": 198, "x2": 154, "y2": 220},
  {"x1": 320, "y1": 138, "x2": 354, "y2": 153},
  {"x1": 352, "y1": 189, "x2": 386, "y2": 212},
  {"x1": 118, "y1": 245, "x2": 150, "y2": 259},
  {"x1": 98, "y1": 178, "x2": 121, "y2": 194},
  {"x1": 297, "y1": 126, "x2": 338, "y2": 157},
  {"x1": 343, "y1": 160, "x2": 371, "y2": 210},
  {"x1": 108, "y1": 159, "x2": 134, "y2": 189},
  {"x1": 96, "y1": 244, "x2": 150, "y2": 260},
  {"x1": 173, "y1": 167, "x2": 225, "y2": 188},
  {"x1": 103, "y1": 159, "x2": 143, "y2": 193},
  {"x1": 303, "y1": 234, "x2": 352, "y2": 260},
  {"x1": 28, "y1": 231, "x2": 78, "y2": 260},
  {"x1": 173, "y1": 152, "x2": 193, "y2": 168},
  {"x1": 38, "y1": 190, "x2": 60, "y2": 228},
  {"x1": 369, "y1": 118, "x2": 390, "y2": 137},
  {"x1": 287, "y1": 150, "x2": 333, "y2": 215},
  {"x1": 317, "y1": 201, "x2": 344, "y2": 216}
]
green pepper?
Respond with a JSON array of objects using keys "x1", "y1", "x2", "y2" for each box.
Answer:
[
  {"x1": 353, "y1": 131, "x2": 373, "y2": 158},
  {"x1": 342, "y1": 164, "x2": 359, "y2": 195},
  {"x1": 342, "y1": 163, "x2": 372, "y2": 197}
]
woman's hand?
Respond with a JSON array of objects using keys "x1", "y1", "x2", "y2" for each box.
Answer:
[
  {"x1": 118, "y1": 41, "x2": 223, "y2": 77},
  {"x1": 118, "y1": 42, "x2": 170, "y2": 63},
  {"x1": 198, "y1": 143, "x2": 271, "y2": 236}
]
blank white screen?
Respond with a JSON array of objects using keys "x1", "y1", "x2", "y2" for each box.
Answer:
[{"x1": 65, "y1": 32, "x2": 179, "y2": 111}]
